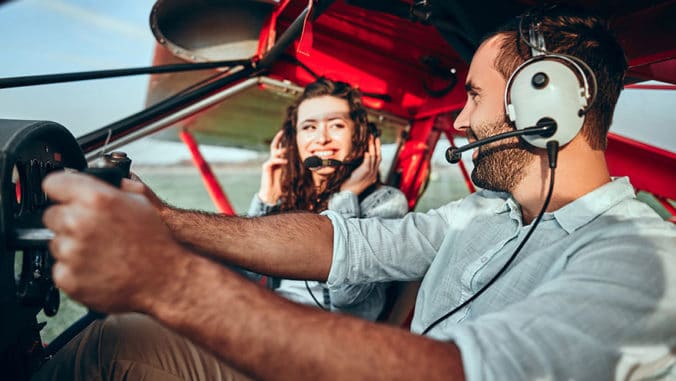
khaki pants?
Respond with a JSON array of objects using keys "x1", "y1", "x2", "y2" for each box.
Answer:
[{"x1": 32, "y1": 313, "x2": 252, "y2": 381}]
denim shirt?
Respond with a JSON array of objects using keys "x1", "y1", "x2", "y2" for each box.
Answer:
[
  {"x1": 325, "y1": 177, "x2": 676, "y2": 380},
  {"x1": 247, "y1": 185, "x2": 408, "y2": 320}
]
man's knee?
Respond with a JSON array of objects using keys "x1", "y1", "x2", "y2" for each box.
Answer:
[
  {"x1": 96, "y1": 313, "x2": 178, "y2": 365},
  {"x1": 32, "y1": 313, "x2": 170, "y2": 380},
  {"x1": 33, "y1": 313, "x2": 251, "y2": 381}
]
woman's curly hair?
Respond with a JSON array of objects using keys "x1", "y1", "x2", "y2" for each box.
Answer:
[{"x1": 276, "y1": 78, "x2": 376, "y2": 212}]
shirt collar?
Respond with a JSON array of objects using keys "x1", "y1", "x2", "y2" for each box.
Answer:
[
  {"x1": 553, "y1": 177, "x2": 635, "y2": 234},
  {"x1": 493, "y1": 193, "x2": 513, "y2": 215},
  {"x1": 492, "y1": 177, "x2": 636, "y2": 233}
]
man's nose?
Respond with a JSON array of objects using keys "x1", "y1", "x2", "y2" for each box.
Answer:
[{"x1": 453, "y1": 106, "x2": 470, "y2": 132}]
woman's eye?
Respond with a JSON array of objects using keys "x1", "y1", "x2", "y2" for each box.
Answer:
[{"x1": 301, "y1": 124, "x2": 315, "y2": 131}]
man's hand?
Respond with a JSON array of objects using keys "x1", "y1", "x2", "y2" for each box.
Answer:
[
  {"x1": 340, "y1": 135, "x2": 381, "y2": 195},
  {"x1": 122, "y1": 173, "x2": 167, "y2": 213},
  {"x1": 42, "y1": 172, "x2": 188, "y2": 314}
]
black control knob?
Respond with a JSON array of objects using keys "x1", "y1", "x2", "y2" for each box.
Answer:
[
  {"x1": 102, "y1": 151, "x2": 132, "y2": 178},
  {"x1": 532, "y1": 72, "x2": 549, "y2": 89}
]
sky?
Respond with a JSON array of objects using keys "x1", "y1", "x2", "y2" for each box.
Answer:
[
  {"x1": 0, "y1": 0, "x2": 154, "y2": 132},
  {"x1": 0, "y1": 0, "x2": 674, "y2": 166},
  {"x1": 0, "y1": 0, "x2": 258, "y2": 164}
]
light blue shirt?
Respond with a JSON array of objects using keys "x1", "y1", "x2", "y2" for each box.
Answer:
[
  {"x1": 248, "y1": 185, "x2": 408, "y2": 320},
  {"x1": 325, "y1": 177, "x2": 676, "y2": 380}
]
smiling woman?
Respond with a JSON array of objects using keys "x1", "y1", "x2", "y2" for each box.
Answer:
[
  {"x1": 262, "y1": 78, "x2": 382, "y2": 213},
  {"x1": 245, "y1": 78, "x2": 408, "y2": 319},
  {"x1": 295, "y1": 97, "x2": 355, "y2": 181}
]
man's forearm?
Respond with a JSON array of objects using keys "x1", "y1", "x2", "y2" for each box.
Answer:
[
  {"x1": 161, "y1": 208, "x2": 334, "y2": 281},
  {"x1": 148, "y1": 252, "x2": 466, "y2": 381}
]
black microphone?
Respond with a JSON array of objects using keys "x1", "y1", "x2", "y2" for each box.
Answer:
[
  {"x1": 445, "y1": 120, "x2": 557, "y2": 164},
  {"x1": 303, "y1": 156, "x2": 362, "y2": 169},
  {"x1": 304, "y1": 156, "x2": 342, "y2": 168}
]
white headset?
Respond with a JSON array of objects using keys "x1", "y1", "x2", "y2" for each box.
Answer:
[{"x1": 504, "y1": 16, "x2": 597, "y2": 149}]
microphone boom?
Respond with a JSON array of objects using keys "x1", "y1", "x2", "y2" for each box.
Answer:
[
  {"x1": 304, "y1": 156, "x2": 342, "y2": 168},
  {"x1": 446, "y1": 121, "x2": 556, "y2": 164}
]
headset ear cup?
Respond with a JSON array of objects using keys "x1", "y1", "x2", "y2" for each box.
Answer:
[{"x1": 505, "y1": 57, "x2": 588, "y2": 148}]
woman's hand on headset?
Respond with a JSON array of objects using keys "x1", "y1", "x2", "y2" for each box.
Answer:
[
  {"x1": 340, "y1": 135, "x2": 381, "y2": 196},
  {"x1": 258, "y1": 130, "x2": 287, "y2": 205}
]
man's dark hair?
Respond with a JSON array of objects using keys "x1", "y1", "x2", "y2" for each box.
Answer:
[{"x1": 488, "y1": 5, "x2": 628, "y2": 150}]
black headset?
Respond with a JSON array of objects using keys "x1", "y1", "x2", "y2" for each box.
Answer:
[{"x1": 504, "y1": 14, "x2": 598, "y2": 149}]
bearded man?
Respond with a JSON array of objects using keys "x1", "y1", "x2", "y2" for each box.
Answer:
[{"x1": 35, "y1": 5, "x2": 676, "y2": 381}]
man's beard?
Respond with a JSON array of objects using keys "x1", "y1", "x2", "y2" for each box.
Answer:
[{"x1": 470, "y1": 118, "x2": 535, "y2": 192}]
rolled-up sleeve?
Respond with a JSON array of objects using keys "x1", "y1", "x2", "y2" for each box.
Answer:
[
  {"x1": 327, "y1": 190, "x2": 361, "y2": 218},
  {"x1": 324, "y1": 202, "x2": 457, "y2": 287},
  {"x1": 246, "y1": 194, "x2": 279, "y2": 217}
]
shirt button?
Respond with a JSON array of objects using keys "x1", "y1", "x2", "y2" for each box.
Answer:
[{"x1": 481, "y1": 257, "x2": 488, "y2": 263}]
